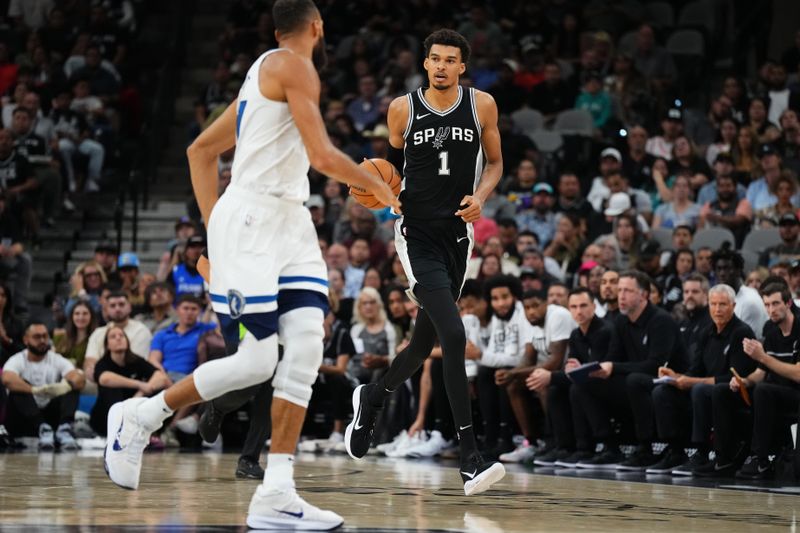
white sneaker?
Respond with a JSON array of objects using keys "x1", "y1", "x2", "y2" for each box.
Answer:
[
  {"x1": 246, "y1": 486, "x2": 344, "y2": 530},
  {"x1": 56, "y1": 423, "x2": 79, "y2": 450},
  {"x1": 386, "y1": 431, "x2": 427, "y2": 458},
  {"x1": 377, "y1": 430, "x2": 408, "y2": 455},
  {"x1": 174, "y1": 415, "x2": 199, "y2": 435},
  {"x1": 405, "y1": 430, "x2": 449, "y2": 458},
  {"x1": 499, "y1": 440, "x2": 536, "y2": 463},
  {"x1": 38, "y1": 423, "x2": 55, "y2": 450},
  {"x1": 320, "y1": 432, "x2": 344, "y2": 453},
  {"x1": 104, "y1": 398, "x2": 152, "y2": 490}
]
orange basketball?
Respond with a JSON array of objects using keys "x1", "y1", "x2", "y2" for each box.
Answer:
[{"x1": 349, "y1": 158, "x2": 402, "y2": 209}]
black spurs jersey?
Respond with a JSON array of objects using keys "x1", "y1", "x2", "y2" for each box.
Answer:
[{"x1": 400, "y1": 86, "x2": 483, "y2": 220}]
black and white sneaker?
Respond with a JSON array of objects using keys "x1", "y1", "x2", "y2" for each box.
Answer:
[
  {"x1": 576, "y1": 446, "x2": 624, "y2": 470},
  {"x1": 344, "y1": 384, "x2": 382, "y2": 459},
  {"x1": 198, "y1": 402, "x2": 225, "y2": 444},
  {"x1": 617, "y1": 447, "x2": 659, "y2": 471},
  {"x1": 672, "y1": 449, "x2": 710, "y2": 476},
  {"x1": 645, "y1": 447, "x2": 687, "y2": 474},
  {"x1": 235, "y1": 456, "x2": 265, "y2": 479},
  {"x1": 534, "y1": 448, "x2": 572, "y2": 467},
  {"x1": 460, "y1": 453, "x2": 506, "y2": 496},
  {"x1": 555, "y1": 449, "x2": 595, "y2": 468},
  {"x1": 735, "y1": 455, "x2": 775, "y2": 480}
]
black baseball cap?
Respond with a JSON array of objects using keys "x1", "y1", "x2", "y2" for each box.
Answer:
[
  {"x1": 95, "y1": 241, "x2": 119, "y2": 254},
  {"x1": 778, "y1": 213, "x2": 799, "y2": 226},
  {"x1": 760, "y1": 144, "x2": 779, "y2": 157},
  {"x1": 665, "y1": 108, "x2": 682, "y2": 121},
  {"x1": 714, "y1": 152, "x2": 734, "y2": 164},
  {"x1": 187, "y1": 235, "x2": 206, "y2": 247},
  {"x1": 639, "y1": 240, "x2": 661, "y2": 258}
]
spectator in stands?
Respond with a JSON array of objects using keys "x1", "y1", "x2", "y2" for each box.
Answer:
[
  {"x1": 530, "y1": 287, "x2": 613, "y2": 467},
  {"x1": 698, "y1": 173, "x2": 752, "y2": 245},
  {"x1": 705, "y1": 118, "x2": 739, "y2": 167},
  {"x1": 468, "y1": 236, "x2": 521, "y2": 278},
  {"x1": 544, "y1": 213, "x2": 583, "y2": 276},
  {"x1": 554, "y1": 172, "x2": 594, "y2": 229},
  {"x1": 598, "y1": 268, "x2": 620, "y2": 321},
  {"x1": 697, "y1": 152, "x2": 747, "y2": 206},
  {"x1": 117, "y1": 252, "x2": 144, "y2": 313},
  {"x1": 0, "y1": 191, "x2": 32, "y2": 314},
  {"x1": 700, "y1": 282, "x2": 799, "y2": 478},
  {"x1": 753, "y1": 171, "x2": 800, "y2": 228},
  {"x1": 168, "y1": 235, "x2": 206, "y2": 299},
  {"x1": 501, "y1": 158, "x2": 538, "y2": 202},
  {"x1": 92, "y1": 241, "x2": 119, "y2": 283},
  {"x1": 148, "y1": 295, "x2": 214, "y2": 382},
  {"x1": 645, "y1": 108, "x2": 683, "y2": 160},
  {"x1": 759, "y1": 213, "x2": 800, "y2": 266},
  {"x1": 572, "y1": 271, "x2": 687, "y2": 470},
  {"x1": 70, "y1": 44, "x2": 120, "y2": 104},
  {"x1": 307, "y1": 194, "x2": 332, "y2": 243},
  {"x1": 632, "y1": 24, "x2": 676, "y2": 91},
  {"x1": 50, "y1": 85, "x2": 105, "y2": 195},
  {"x1": 668, "y1": 137, "x2": 712, "y2": 193},
  {"x1": 660, "y1": 249, "x2": 695, "y2": 311},
  {"x1": 777, "y1": 109, "x2": 800, "y2": 176},
  {"x1": 712, "y1": 247, "x2": 769, "y2": 337},
  {"x1": 334, "y1": 202, "x2": 388, "y2": 263},
  {"x1": 652, "y1": 173, "x2": 701, "y2": 230},
  {"x1": 606, "y1": 53, "x2": 651, "y2": 128},
  {"x1": 478, "y1": 275, "x2": 532, "y2": 457},
  {"x1": 0, "y1": 282, "x2": 24, "y2": 361},
  {"x1": 498, "y1": 114, "x2": 537, "y2": 172},
  {"x1": 349, "y1": 287, "x2": 396, "y2": 385},
  {"x1": 53, "y1": 301, "x2": 96, "y2": 369},
  {"x1": 529, "y1": 61, "x2": 573, "y2": 121},
  {"x1": 65, "y1": 260, "x2": 106, "y2": 317},
  {"x1": 135, "y1": 281, "x2": 176, "y2": 335},
  {"x1": 587, "y1": 150, "x2": 637, "y2": 213},
  {"x1": 326, "y1": 243, "x2": 363, "y2": 299},
  {"x1": 0, "y1": 127, "x2": 39, "y2": 240},
  {"x1": 732, "y1": 125, "x2": 760, "y2": 182},
  {"x1": 621, "y1": 125, "x2": 656, "y2": 190},
  {"x1": 695, "y1": 246, "x2": 715, "y2": 284},
  {"x1": 651, "y1": 284, "x2": 755, "y2": 475},
  {"x1": 10, "y1": 106, "x2": 61, "y2": 225},
  {"x1": 746, "y1": 144, "x2": 796, "y2": 212},
  {"x1": 547, "y1": 282, "x2": 569, "y2": 308},
  {"x1": 609, "y1": 213, "x2": 644, "y2": 270},
  {"x1": 2, "y1": 322, "x2": 85, "y2": 449},
  {"x1": 747, "y1": 96, "x2": 781, "y2": 146},
  {"x1": 346, "y1": 75, "x2": 380, "y2": 132},
  {"x1": 515, "y1": 182, "x2": 556, "y2": 247},
  {"x1": 575, "y1": 70, "x2": 610, "y2": 131},
  {"x1": 90, "y1": 326, "x2": 168, "y2": 436},
  {"x1": 84, "y1": 290, "x2": 153, "y2": 381}
]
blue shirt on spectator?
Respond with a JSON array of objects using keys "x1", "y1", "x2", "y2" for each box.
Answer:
[
  {"x1": 697, "y1": 180, "x2": 747, "y2": 205},
  {"x1": 515, "y1": 209, "x2": 556, "y2": 247},
  {"x1": 150, "y1": 321, "x2": 216, "y2": 375},
  {"x1": 746, "y1": 176, "x2": 800, "y2": 212}
]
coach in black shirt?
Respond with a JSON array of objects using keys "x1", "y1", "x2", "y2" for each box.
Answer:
[
  {"x1": 650, "y1": 284, "x2": 756, "y2": 474},
  {"x1": 526, "y1": 287, "x2": 612, "y2": 466},
  {"x1": 676, "y1": 273, "x2": 712, "y2": 358},
  {"x1": 705, "y1": 282, "x2": 800, "y2": 479},
  {"x1": 571, "y1": 270, "x2": 688, "y2": 470}
]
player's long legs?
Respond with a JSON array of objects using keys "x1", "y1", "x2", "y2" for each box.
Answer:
[{"x1": 371, "y1": 285, "x2": 478, "y2": 459}]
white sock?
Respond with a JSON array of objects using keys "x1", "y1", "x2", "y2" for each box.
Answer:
[
  {"x1": 262, "y1": 453, "x2": 295, "y2": 491},
  {"x1": 135, "y1": 391, "x2": 174, "y2": 431}
]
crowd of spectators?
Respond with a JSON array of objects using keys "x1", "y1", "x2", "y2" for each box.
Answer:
[{"x1": 1, "y1": 0, "x2": 800, "y2": 483}]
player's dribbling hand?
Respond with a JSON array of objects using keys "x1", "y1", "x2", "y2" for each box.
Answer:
[
  {"x1": 374, "y1": 181, "x2": 402, "y2": 214},
  {"x1": 455, "y1": 195, "x2": 483, "y2": 223}
]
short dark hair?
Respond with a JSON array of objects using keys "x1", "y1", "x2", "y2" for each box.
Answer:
[
  {"x1": 517, "y1": 230, "x2": 538, "y2": 242},
  {"x1": 461, "y1": 279, "x2": 484, "y2": 300},
  {"x1": 497, "y1": 218, "x2": 518, "y2": 229},
  {"x1": 106, "y1": 289, "x2": 129, "y2": 301},
  {"x1": 12, "y1": 107, "x2": 31, "y2": 118},
  {"x1": 711, "y1": 244, "x2": 744, "y2": 271},
  {"x1": 424, "y1": 29, "x2": 471, "y2": 64},
  {"x1": 761, "y1": 282, "x2": 792, "y2": 303},
  {"x1": 569, "y1": 286, "x2": 594, "y2": 301},
  {"x1": 483, "y1": 274, "x2": 522, "y2": 302},
  {"x1": 273, "y1": 0, "x2": 318, "y2": 34},
  {"x1": 522, "y1": 289, "x2": 547, "y2": 302},
  {"x1": 25, "y1": 320, "x2": 48, "y2": 335},
  {"x1": 619, "y1": 269, "x2": 652, "y2": 293},
  {"x1": 548, "y1": 281, "x2": 568, "y2": 291},
  {"x1": 176, "y1": 294, "x2": 204, "y2": 307}
]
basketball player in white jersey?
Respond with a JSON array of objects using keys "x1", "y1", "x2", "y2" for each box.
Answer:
[{"x1": 103, "y1": 1, "x2": 400, "y2": 530}]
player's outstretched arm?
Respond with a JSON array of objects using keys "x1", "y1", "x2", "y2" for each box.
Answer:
[
  {"x1": 186, "y1": 99, "x2": 238, "y2": 226},
  {"x1": 455, "y1": 90, "x2": 503, "y2": 223},
  {"x1": 280, "y1": 54, "x2": 401, "y2": 213}
]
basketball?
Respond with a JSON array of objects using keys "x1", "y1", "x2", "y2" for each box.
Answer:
[{"x1": 348, "y1": 158, "x2": 402, "y2": 209}]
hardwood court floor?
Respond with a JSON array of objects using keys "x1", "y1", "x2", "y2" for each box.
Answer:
[{"x1": 0, "y1": 451, "x2": 797, "y2": 532}]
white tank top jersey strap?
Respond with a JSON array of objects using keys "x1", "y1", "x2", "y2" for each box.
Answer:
[{"x1": 230, "y1": 48, "x2": 311, "y2": 202}]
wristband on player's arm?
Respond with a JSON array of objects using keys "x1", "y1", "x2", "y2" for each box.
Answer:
[{"x1": 387, "y1": 145, "x2": 404, "y2": 172}]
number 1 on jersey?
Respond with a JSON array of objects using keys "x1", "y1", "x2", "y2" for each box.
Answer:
[{"x1": 438, "y1": 151, "x2": 450, "y2": 175}]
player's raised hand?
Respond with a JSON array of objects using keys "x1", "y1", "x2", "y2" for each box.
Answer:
[
  {"x1": 373, "y1": 180, "x2": 402, "y2": 214},
  {"x1": 455, "y1": 195, "x2": 482, "y2": 222}
]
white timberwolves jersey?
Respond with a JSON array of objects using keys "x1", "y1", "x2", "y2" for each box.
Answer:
[{"x1": 231, "y1": 48, "x2": 310, "y2": 202}]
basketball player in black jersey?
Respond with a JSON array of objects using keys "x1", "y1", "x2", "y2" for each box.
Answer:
[{"x1": 344, "y1": 29, "x2": 505, "y2": 495}]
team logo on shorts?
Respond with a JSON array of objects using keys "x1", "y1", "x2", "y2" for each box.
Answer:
[{"x1": 227, "y1": 289, "x2": 246, "y2": 319}]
